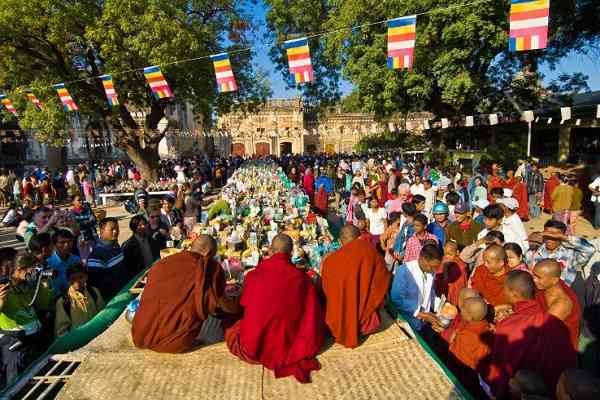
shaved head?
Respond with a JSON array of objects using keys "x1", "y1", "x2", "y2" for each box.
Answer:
[
  {"x1": 506, "y1": 270, "x2": 535, "y2": 300},
  {"x1": 458, "y1": 288, "x2": 480, "y2": 309},
  {"x1": 462, "y1": 297, "x2": 488, "y2": 322},
  {"x1": 534, "y1": 259, "x2": 562, "y2": 278},
  {"x1": 190, "y1": 234, "x2": 217, "y2": 257},
  {"x1": 483, "y1": 244, "x2": 506, "y2": 261},
  {"x1": 340, "y1": 224, "x2": 360, "y2": 245},
  {"x1": 270, "y1": 234, "x2": 293, "y2": 255}
]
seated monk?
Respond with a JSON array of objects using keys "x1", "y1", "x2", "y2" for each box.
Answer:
[
  {"x1": 486, "y1": 271, "x2": 577, "y2": 399},
  {"x1": 533, "y1": 259, "x2": 582, "y2": 350},
  {"x1": 321, "y1": 225, "x2": 391, "y2": 348},
  {"x1": 470, "y1": 244, "x2": 509, "y2": 306},
  {"x1": 132, "y1": 235, "x2": 239, "y2": 353},
  {"x1": 225, "y1": 234, "x2": 325, "y2": 383}
]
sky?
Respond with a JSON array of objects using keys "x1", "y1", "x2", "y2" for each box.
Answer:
[{"x1": 250, "y1": 2, "x2": 600, "y2": 99}]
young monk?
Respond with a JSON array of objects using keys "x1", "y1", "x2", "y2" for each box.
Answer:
[
  {"x1": 532, "y1": 259, "x2": 582, "y2": 350},
  {"x1": 225, "y1": 234, "x2": 325, "y2": 383},
  {"x1": 439, "y1": 288, "x2": 481, "y2": 342},
  {"x1": 470, "y1": 244, "x2": 510, "y2": 306},
  {"x1": 434, "y1": 241, "x2": 467, "y2": 306},
  {"x1": 448, "y1": 297, "x2": 493, "y2": 397},
  {"x1": 321, "y1": 225, "x2": 391, "y2": 348},
  {"x1": 132, "y1": 235, "x2": 239, "y2": 353},
  {"x1": 486, "y1": 271, "x2": 577, "y2": 399}
]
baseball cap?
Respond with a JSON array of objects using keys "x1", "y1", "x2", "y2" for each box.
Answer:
[
  {"x1": 472, "y1": 199, "x2": 489, "y2": 210},
  {"x1": 497, "y1": 197, "x2": 519, "y2": 210}
]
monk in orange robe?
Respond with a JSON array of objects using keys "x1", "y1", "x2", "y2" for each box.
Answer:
[
  {"x1": 321, "y1": 225, "x2": 391, "y2": 348},
  {"x1": 470, "y1": 244, "x2": 509, "y2": 306},
  {"x1": 486, "y1": 271, "x2": 577, "y2": 398},
  {"x1": 132, "y1": 235, "x2": 239, "y2": 353},
  {"x1": 435, "y1": 241, "x2": 468, "y2": 306},
  {"x1": 533, "y1": 259, "x2": 582, "y2": 349},
  {"x1": 512, "y1": 176, "x2": 529, "y2": 221},
  {"x1": 225, "y1": 234, "x2": 325, "y2": 383},
  {"x1": 544, "y1": 172, "x2": 560, "y2": 213},
  {"x1": 440, "y1": 288, "x2": 481, "y2": 343},
  {"x1": 487, "y1": 163, "x2": 504, "y2": 201}
]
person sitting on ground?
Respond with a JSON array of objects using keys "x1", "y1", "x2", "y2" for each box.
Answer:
[
  {"x1": 321, "y1": 225, "x2": 391, "y2": 348},
  {"x1": 133, "y1": 235, "x2": 239, "y2": 353},
  {"x1": 532, "y1": 259, "x2": 582, "y2": 351},
  {"x1": 556, "y1": 369, "x2": 600, "y2": 400},
  {"x1": 485, "y1": 271, "x2": 576, "y2": 399},
  {"x1": 226, "y1": 234, "x2": 325, "y2": 383},
  {"x1": 46, "y1": 229, "x2": 81, "y2": 297},
  {"x1": 470, "y1": 244, "x2": 510, "y2": 307},
  {"x1": 54, "y1": 263, "x2": 105, "y2": 337},
  {"x1": 87, "y1": 217, "x2": 127, "y2": 300},
  {"x1": 448, "y1": 296, "x2": 493, "y2": 398},
  {"x1": 389, "y1": 244, "x2": 443, "y2": 333}
]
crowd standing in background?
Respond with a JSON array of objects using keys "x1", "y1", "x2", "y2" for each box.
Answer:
[{"x1": 0, "y1": 153, "x2": 599, "y2": 398}]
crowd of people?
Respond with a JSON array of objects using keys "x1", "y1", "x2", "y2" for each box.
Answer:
[{"x1": 1, "y1": 153, "x2": 600, "y2": 398}]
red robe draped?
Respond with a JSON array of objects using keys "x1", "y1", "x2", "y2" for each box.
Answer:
[
  {"x1": 512, "y1": 181, "x2": 529, "y2": 220},
  {"x1": 321, "y1": 238, "x2": 391, "y2": 348},
  {"x1": 536, "y1": 280, "x2": 582, "y2": 350},
  {"x1": 435, "y1": 256, "x2": 468, "y2": 306},
  {"x1": 470, "y1": 265, "x2": 509, "y2": 306},
  {"x1": 314, "y1": 186, "x2": 328, "y2": 216},
  {"x1": 303, "y1": 172, "x2": 315, "y2": 199},
  {"x1": 486, "y1": 300, "x2": 577, "y2": 398},
  {"x1": 132, "y1": 251, "x2": 224, "y2": 353},
  {"x1": 225, "y1": 253, "x2": 325, "y2": 383},
  {"x1": 449, "y1": 320, "x2": 493, "y2": 371},
  {"x1": 544, "y1": 176, "x2": 559, "y2": 212}
]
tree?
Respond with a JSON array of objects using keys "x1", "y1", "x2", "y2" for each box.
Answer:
[{"x1": 0, "y1": 0, "x2": 270, "y2": 179}]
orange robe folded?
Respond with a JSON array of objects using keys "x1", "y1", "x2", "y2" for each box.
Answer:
[
  {"x1": 321, "y1": 238, "x2": 391, "y2": 348},
  {"x1": 435, "y1": 256, "x2": 468, "y2": 306},
  {"x1": 470, "y1": 265, "x2": 509, "y2": 306},
  {"x1": 486, "y1": 299, "x2": 577, "y2": 398},
  {"x1": 132, "y1": 251, "x2": 224, "y2": 353},
  {"x1": 536, "y1": 280, "x2": 582, "y2": 350}
]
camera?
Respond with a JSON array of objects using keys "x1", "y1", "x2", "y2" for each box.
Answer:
[{"x1": 26, "y1": 266, "x2": 55, "y2": 282}]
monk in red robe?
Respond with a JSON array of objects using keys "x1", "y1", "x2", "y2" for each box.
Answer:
[
  {"x1": 470, "y1": 244, "x2": 509, "y2": 306},
  {"x1": 544, "y1": 172, "x2": 560, "y2": 213},
  {"x1": 487, "y1": 163, "x2": 504, "y2": 201},
  {"x1": 225, "y1": 234, "x2": 325, "y2": 383},
  {"x1": 440, "y1": 288, "x2": 481, "y2": 343},
  {"x1": 533, "y1": 259, "x2": 582, "y2": 349},
  {"x1": 435, "y1": 241, "x2": 468, "y2": 306},
  {"x1": 512, "y1": 176, "x2": 529, "y2": 221},
  {"x1": 486, "y1": 271, "x2": 577, "y2": 398},
  {"x1": 132, "y1": 235, "x2": 239, "y2": 353},
  {"x1": 321, "y1": 225, "x2": 391, "y2": 348},
  {"x1": 314, "y1": 185, "x2": 328, "y2": 216}
]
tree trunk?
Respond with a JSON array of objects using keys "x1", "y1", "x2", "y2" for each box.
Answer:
[{"x1": 124, "y1": 143, "x2": 160, "y2": 182}]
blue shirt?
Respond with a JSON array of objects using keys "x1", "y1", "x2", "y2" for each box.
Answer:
[
  {"x1": 426, "y1": 221, "x2": 446, "y2": 251},
  {"x1": 47, "y1": 251, "x2": 81, "y2": 297},
  {"x1": 314, "y1": 175, "x2": 334, "y2": 193}
]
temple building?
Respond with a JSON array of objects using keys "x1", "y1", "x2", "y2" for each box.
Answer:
[{"x1": 213, "y1": 98, "x2": 431, "y2": 156}]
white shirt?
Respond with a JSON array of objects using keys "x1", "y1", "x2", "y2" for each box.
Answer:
[
  {"x1": 423, "y1": 187, "x2": 437, "y2": 215},
  {"x1": 365, "y1": 207, "x2": 387, "y2": 235},
  {"x1": 589, "y1": 176, "x2": 600, "y2": 203},
  {"x1": 501, "y1": 213, "x2": 529, "y2": 252},
  {"x1": 405, "y1": 260, "x2": 436, "y2": 317},
  {"x1": 410, "y1": 183, "x2": 425, "y2": 197}
]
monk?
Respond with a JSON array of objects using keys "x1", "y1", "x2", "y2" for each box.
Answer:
[
  {"x1": 440, "y1": 288, "x2": 481, "y2": 343},
  {"x1": 132, "y1": 235, "x2": 239, "y2": 353},
  {"x1": 544, "y1": 172, "x2": 560, "y2": 213},
  {"x1": 225, "y1": 234, "x2": 325, "y2": 383},
  {"x1": 486, "y1": 271, "x2": 577, "y2": 398},
  {"x1": 435, "y1": 241, "x2": 468, "y2": 306},
  {"x1": 321, "y1": 225, "x2": 391, "y2": 348},
  {"x1": 512, "y1": 176, "x2": 529, "y2": 221},
  {"x1": 487, "y1": 163, "x2": 504, "y2": 202},
  {"x1": 470, "y1": 244, "x2": 510, "y2": 306},
  {"x1": 533, "y1": 259, "x2": 582, "y2": 349}
]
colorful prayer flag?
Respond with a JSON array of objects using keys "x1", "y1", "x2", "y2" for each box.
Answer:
[
  {"x1": 387, "y1": 15, "x2": 417, "y2": 70},
  {"x1": 100, "y1": 74, "x2": 119, "y2": 107},
  {"x1": 25, "y1": 89, "x2": 43, "y2": 110},
  {"x1": 210, "y1": 53, "x2": 238, "y2": 93},
  {"x1": 143, "y1": 66, "x2": 173, "y2": 99},
  {"x1": 509, "y1": 0, "x2": 550, "y2": 51},
  {"x1": 284, "y1": 38, "x2": 314, "y2": 84},
  {"x1": 0, "y1": 95, "x2": 18, "y2": 115},
  {"x1": 54, "y1": 83, "x2": 79, "y2": 112}
]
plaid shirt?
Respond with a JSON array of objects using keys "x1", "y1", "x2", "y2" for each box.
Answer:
[
  {"x1": 526, "y1": 171, "x2": 544, "y2": 195},
  {"x1": 403, "y1": 232, "x2": 439, "y2": 263},
  {"x1": 527, "y1": 236, "x2": 595, "y2": 286}
]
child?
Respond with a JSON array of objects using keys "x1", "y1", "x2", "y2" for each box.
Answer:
[
  {"x1": 448, "y1": 296, "x2": 493, "y2": 398},
  {"x1": 504, "y1": 242, "x2": 529, "y2": 272},
  {"x1": 402, "y1": 214, "x2": 438, "y2": 263},
  {"x1": 435, "y1": 241, "x2": 468, "y2": 306},
  {"x1": 356, "y1": 217, "x2": 374, "y2": 245},
  {"x1": 364, "y1": 198, "x2": 387, "y2": 248},
  {"x1": 54, "y1": 263, "x2": 105, "y2": 337}
]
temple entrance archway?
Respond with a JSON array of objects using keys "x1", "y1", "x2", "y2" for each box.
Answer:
[
  {"x1": 255, "y1": 142, "x2": 270, "y2": 156},
  {"x1": 231, "y1": 143, "x2": 245, "y2": 156},
  {"x1": 279, "y1": 141, "x2": 292, "y2": 155}
]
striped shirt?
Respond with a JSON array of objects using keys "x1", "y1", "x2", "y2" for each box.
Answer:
[{"x1": 87, "y1": 240, "x2": 124, "y2": 269}]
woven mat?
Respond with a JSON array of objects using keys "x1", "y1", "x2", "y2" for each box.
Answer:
[{"x1": 57, "y1": 310, "x2": 464, "y2": 400}]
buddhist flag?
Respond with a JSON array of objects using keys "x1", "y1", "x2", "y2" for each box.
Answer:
[
  {"x1": 509, "y1": 0, "x2": 550, "y2": 51},
  {"x1": 210, "y1": 53, "x2": 238, "y2": 93},
  {"x1": 25, "y1": 89, "x2": 43, "y2": 110},
  {"x1": 143, "y1": 66, "x2": 173, "y2": 99},
  {"x1": 284, "y1": 38, "x2": 313, "y2": 84},
  {"x1": 387, "y1": 15, "x2": 417, "y2": 69},
  {"x1": 54, "y1": 83, "x2": 79, "y2": 111},
  {"x1": 0, "y1": 95, "x2": 18, "y2": 115},
  {"x1": 100, "y1": 74, "x2": 119, "y2": 107}
]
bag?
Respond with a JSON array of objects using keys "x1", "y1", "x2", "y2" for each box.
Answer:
[{"x1": 124, "y1": 197, "x2": 139, "y2": 215}]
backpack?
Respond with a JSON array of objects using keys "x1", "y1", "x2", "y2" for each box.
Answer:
[{"x1": 61, "y1": 287, "x2": 98, "y2": 319}]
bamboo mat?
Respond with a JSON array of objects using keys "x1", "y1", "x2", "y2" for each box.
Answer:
[{"x1": 57, "y1": 310, "x2": 464, "y2": 400}]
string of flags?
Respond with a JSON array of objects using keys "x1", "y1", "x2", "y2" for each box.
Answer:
[{"x1": 0, "y1": 0, "x2": 559, "y2": 119}]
